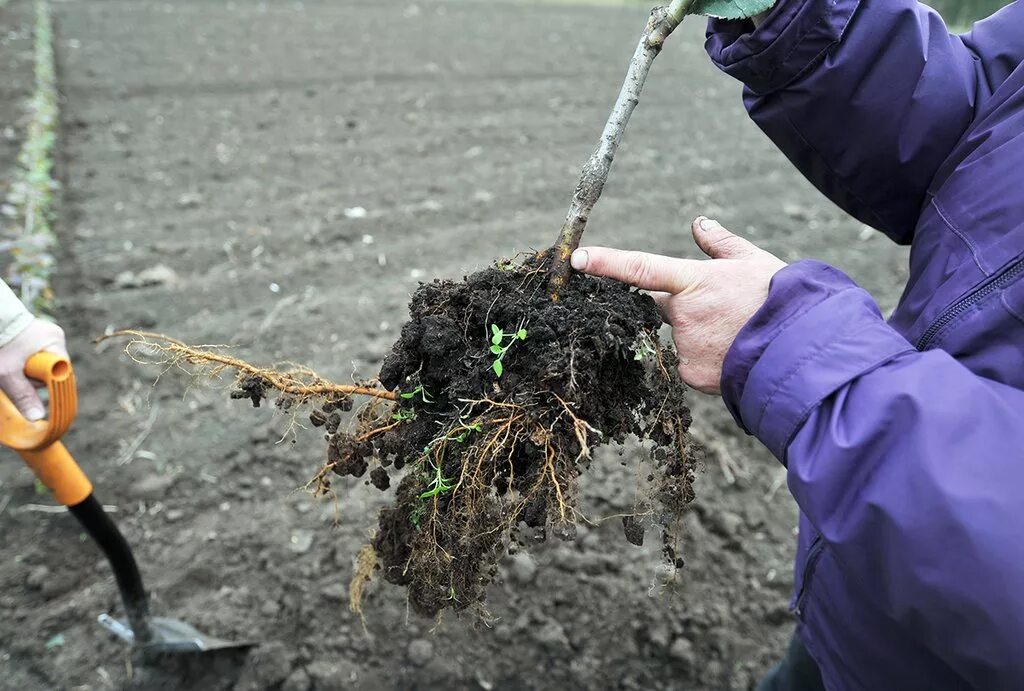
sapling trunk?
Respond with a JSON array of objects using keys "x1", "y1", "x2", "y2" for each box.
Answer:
[{"x1": 548, "y1": 0, "x2": 694, "y2": 299}]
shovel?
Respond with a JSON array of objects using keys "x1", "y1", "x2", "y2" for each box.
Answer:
[{"x1": 1, "y1": 351, "x2": 251, "y2": 659}]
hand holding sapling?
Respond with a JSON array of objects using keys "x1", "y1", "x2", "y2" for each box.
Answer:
[
  {"x1": 546, "y1": 0, "x2": 777, "y2": 297},
  {"x1": 572, "y1": 217, "x2": 785, "y2": 394}
]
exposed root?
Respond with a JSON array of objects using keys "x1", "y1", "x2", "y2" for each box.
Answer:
[
  {"x1": 552, "y1": 393, "x2": 601, "y2": 460},
  {"x1": 349, "y1": 544, "x2": 378, "y2": 623},
  {"x1": 543, "y1": 437, "x2": 568, "y2": 522},
  {"x1": 103, "y1": 257, "x2": 698, "y2": 619},
  {"x1": 98, "y1": 330, "x2": 397, "y2": 403},
  {"x1": 690, "y1": 421, "x2": 746, "y2": 485}
]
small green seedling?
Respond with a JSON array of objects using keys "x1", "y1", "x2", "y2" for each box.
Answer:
[
  {"x1": 489, "y1": 323, "x2": 527, "y2": 377},
  {"x1": 409, "y1": 503, "x2": 425, "y2": 529},
  {"x1": 452, "y1": 421, "x2": 483, "y2": 443},
  {"x1": 419, "y1": 459, "x2": 456, "y2": 499},
  {"x1": 392, "y1": 408, "x2": 417, "y2": 422},
  {"x1": 400, "y1": 385, "x2": 433, "y2": 403},
  {"x1": 631, "y1": 337, "x2": 657, "y2": 362}
]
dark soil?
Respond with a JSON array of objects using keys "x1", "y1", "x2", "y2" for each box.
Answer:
[{"x1": 305, "y1": 259, "x2": 697, "y2": 616}]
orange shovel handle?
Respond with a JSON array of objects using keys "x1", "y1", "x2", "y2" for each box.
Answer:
[{"x1": 0, "y1": 352, "x2": 91, "y2": 506}]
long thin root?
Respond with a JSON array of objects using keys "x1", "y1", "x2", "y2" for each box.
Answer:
[{"x1": 98, "y1": 329, "x2": 397, "y2": 401}]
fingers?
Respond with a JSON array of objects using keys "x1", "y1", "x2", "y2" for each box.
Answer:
[
  {"x1": 1, "y1": 372, "x2": 45, "y2": 420},
  {"x1": 691, "y1": 216, "x2": 759, "y2": 260},
  {"x1": 40, "y1": 325, "x2": 68, "y2": 358},
  {"x1": 0, "y1": 319, "x2": 67, "y2": 419},
  {"x1": 571, "y1": 247, "x2": 700, "y2": 294}
]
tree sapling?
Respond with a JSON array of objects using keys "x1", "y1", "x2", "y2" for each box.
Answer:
[{"x1": 103, "y1": 0, "x2": 775, "y2": 620}]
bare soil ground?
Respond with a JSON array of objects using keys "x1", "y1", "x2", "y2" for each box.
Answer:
[{"x1": 0, "y1": 0, "x2": 907, "y2": 688}]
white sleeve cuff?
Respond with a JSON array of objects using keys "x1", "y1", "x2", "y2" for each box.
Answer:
[{"x1": 0, "y1": 282, "x2": 34, "y2": 347}]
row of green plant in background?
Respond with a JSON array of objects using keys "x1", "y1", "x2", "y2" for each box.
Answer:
[{"x1": 2, "y1": 0, "x2": 58, "y2": 313}]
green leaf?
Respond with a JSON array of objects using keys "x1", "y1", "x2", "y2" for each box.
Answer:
[
  {"x1": 400, "y1": 391, "x2": 415, "y2": 399},
  {"x1": 516, "y1": 329, "x2": 528, "y2": 340},
  {"x1": 687, "y1": 0, "x2": 774, "y2": 19},
  {"x1": 489, "y1": 344, "x2": 504, "y2": 355},
  {"x1": 491, "y1": 323, "x2": 502, "y2": 339},
  {"x1": 492, "y1": 360, "x2": 503, "y2": 377}
]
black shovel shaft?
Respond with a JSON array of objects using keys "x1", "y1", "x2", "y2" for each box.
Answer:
[{"x1": 69, "y1": 493, "x2": 153, "y2": 644}]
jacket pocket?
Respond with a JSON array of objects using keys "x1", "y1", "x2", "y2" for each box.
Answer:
[{"x1": 793, "y1": 534, "x2": 825, "y2": 618}]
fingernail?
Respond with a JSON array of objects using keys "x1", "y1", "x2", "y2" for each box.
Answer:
[
  {"x1": 570, "y1": 249, "x2": 589, "y2": 271},
  {"x1": 24, "y1": 407, "x2": 44, "y2": 421},
  {"x1": 699, "y1": 217, "x2": 719, "y2": 232}
]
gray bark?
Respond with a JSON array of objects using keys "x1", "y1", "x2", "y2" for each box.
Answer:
[{"x1": 548, "y1": 0, "x2": 693, "y2": 299}]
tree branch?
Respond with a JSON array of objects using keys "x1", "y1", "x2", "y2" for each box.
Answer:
[{"x1": 547, "y1": 0, "x2": 693, "y2": 299}]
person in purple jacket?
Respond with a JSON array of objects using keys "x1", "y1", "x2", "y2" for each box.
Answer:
[{"x1": 570, "y1": 1, "x2": 1024, "y2": 689}]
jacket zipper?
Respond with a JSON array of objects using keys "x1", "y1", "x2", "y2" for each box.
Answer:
[
  {"x1": 794, "y1": 535, "x2": 825, "y2": 617},
  {"x1": 916, "y1": 255, "x2": 1024, "y2": 351}
]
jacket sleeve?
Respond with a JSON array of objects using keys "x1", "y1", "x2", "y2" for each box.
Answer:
[
  {"x1": 705, "y1": 0, "x2": 1024, "y2": 244},
  {"x1": 0, "y1": 281, "x2": 33, "y2": 347},
  {"x1": 721, "y1": 260, "x2": 1024, "y2": 688}
]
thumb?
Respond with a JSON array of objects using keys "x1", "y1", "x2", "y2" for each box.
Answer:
[
  {"x1": 2, "y1": 373, "x2": 46, "y2": 421},
  {"x1": 691, "y1": 217, "x2": 759, "y2": 259}
]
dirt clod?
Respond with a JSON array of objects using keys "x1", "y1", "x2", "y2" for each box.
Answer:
[{"x1": 314, "y1": 257, "x2": 698, "y2": 616}]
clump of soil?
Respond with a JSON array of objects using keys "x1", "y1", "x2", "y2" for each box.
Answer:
[{"x1": 307, "y1": 256, "x2": 698, "y2": 617}]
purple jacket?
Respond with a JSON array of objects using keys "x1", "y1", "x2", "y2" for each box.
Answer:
[{"x1": 706, "y1": 2, "x2": 1024, "y2": 689}]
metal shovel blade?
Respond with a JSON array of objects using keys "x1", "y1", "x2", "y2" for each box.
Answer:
[{"x1": 99, "y1": 613, "x2": 253, "y2": 654}]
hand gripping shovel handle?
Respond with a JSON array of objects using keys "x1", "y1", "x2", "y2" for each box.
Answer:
[
  {"x1": 1, "y1": 352, "x2": 153, "y2": 644},
  {"x1": 0, "y1": 352, "x2": 90, "y2": 504}
]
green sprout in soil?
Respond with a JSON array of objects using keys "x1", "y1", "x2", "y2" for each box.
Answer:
[
  {"x1": 419, "y1": 458, "x2": 456, "y2": 499},
  {"x1": 451, "y1": 420, "x2": 483, "y2": 443},
  {"x1": 392, "y1": 408, "x2": 417, "y2": 422},
  {"x1": 409, "y1": 503, "x2": 425, "y2": 529},
  {"x1": 489, "y1": 323, "x2": 527, "y2": 377},
  {"x1": 400, "y1": 385, "x2": 433, "y2": 403},
  {"x1": 4, "y1": 0, "x2": 60, "y2": 313},
  {"x1": 631, "y1": 335, "x2": 658, "y2": 362}
]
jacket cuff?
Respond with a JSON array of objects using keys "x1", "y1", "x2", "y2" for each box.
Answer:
[
  {"x1": 0, "y1": 281, "x2": 34, "y2": 347},
  {"x1": 705, "y1": 0, "x2": 861, "y2": 94},
  {"x1": 721, "y1": 261, "x2": 915, "y2": 461}
]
